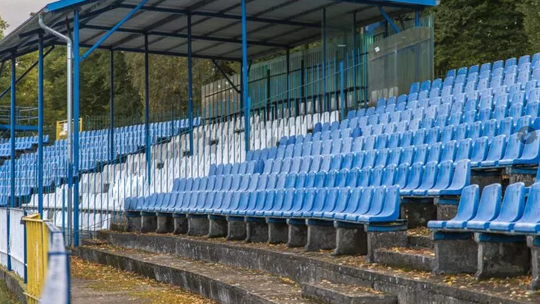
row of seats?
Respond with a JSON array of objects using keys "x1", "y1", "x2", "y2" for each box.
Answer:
[
  {"x1": 428, "y1": 182, "x2": 540, "y2": 234},
  {"x1": 126, "y1": 185, "x2": 401, "y2": 224}
]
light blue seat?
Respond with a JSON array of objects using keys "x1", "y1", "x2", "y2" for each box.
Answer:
[
  {"x1": 498, "y1": 117, "x2": 513, "y2": 138},
  {"x1": 387, "y1": 133, "x2": 400, "y2": 149},
  {"x1": 481, "y1": 135, "x2": 507, "y2": 167},
  {"x1": 513, "y1": 183, "x2": 540, "y2": 233},
  {"x1": 375, "y1": 134, "x2": 388, "y2": 150},
  {"x1": 341, "y1": 153, "x2": 354, "y2": 170},
  {"x1": 337, "y1": 187, "x2": 372, "y2": 221},
  {"x1": 364, "y1": 136, "x2": 376, "y2": 151},
  {"x1": 355, "y1": 186, "x2": 388, "y2": 222},
  {"x1": 412, "y1": 162, "x2": 438, "y2": 195},
  {"x1": 320, "y1": 155, "x2": 332, "y2": 172},
  {"x1": 351, "y1": 136, "x2": 364, "y2": 152},
  {"x1": 412, "y1": 144, "x2": 428, "y2": 165},
  {"x1": 400, "y1": 163, "x2": 423, "y2": 195},
  {"x1": 470, "y1": 137, "x2": 489, "y2": 167},
  {"x1": 382, "y1": 165, "x2": 397, "y2": 186},
  {"x1": 370, "y1": 166, "x2": 385, "y2": 187},
  {"x1": 454, "y1": 124, "x2": 468, "y2": 141},
  {"x1": 478, "y1": 108, "x2": 491, "y2": 123},
  {"x1": 346, "y1": 168, "x2": 360, "y2": 187},
  {"x1": 498, "y1": 133, "x2": 523, "y2": 166},
  {"x1": 401, "y1": 131, "x2": 413, "y2": 147},
  {"x1": 427, "y1": 128, "x2": 440, "y2": 145},
  {"x1": 294, "y1": 173, "x2": 306, "y2": 188},
  {"x1": 272, "y1": 189, "x2": 303, "y2": 217},
  {"x1": 426, "y1": 143, "x2": 443, "y2": 164},
  {"x1": 487, "y1": 182, "x2": 527, "y2": 232},
  {"x1": 515, "y1": 115, "x2": 532, "y2": 133},
  {"x1": 321, "y1": 140, "x2": 332, "y2": 155},
  {"x1": 412, "y1": 129, "x2": 426, "y2": 146},
  {"x1": 482, "y1": 119, "x2": 498, "y2": 139},
  {"x1": 387, "y1": 148, "x2": 402, "y2": 167},
  {"x1": 280, "y1": 158, "x2": 293, "y2": 174},
  {"x1": 427, "y1": 185, "x2": 480, "y2": 229},
  {"x1": 426, "y1": 160, "x2": 455, "y2": 196},
  {"x1": 514, "y1": 130, "x2": 540, "y2": 164},
  {"x1": 299, "y1": 157, "x2": 312, "y2": 173},
  {"x1": 359, "y1": 167, "x2": 372, "y2": 188},
  {"x1": 526, "y1": 102, "x2": 540, "y2": 118},
  {"x1": 303, "y1": 172, "x2": 316, "y2": 189},
  {"x1": 400, "y1": 147, "x2": 415, "y2": 165},
  {"x1": 324, "y1": 171, "x2": 338, "y2": 187},
  {"x1": 335, "y1": 170, "x2": 348, "y2": 188},
  {"x1": 441, "y1": 126, "x2": 454, "y2": 143},
  {"x1": 441, "y1": 141, "x2": 457, "y2": 162},
  {"x1": 363, "y1": 150, "x2": 377, "y2": 169},
  {"x1": 492, "y1": 105, "x2": 507, "y2": 121},
  {"x1": 455, "y1": 139, "x2": 473, "y2": 161},
  {"x1": 290, "y1": 157, "x2": 302, "y2": 174},
  {"x1": 309, "y1": 155, "x2": 323, "y2": 173},
  {"x1": 329, "y1": 155, "x2": 342, "y2": 171},
  {"x1": 351, "y1": 152, "x2": 364, "y2": 169},
  {"x1": 374, "y1": 149, "x2": 389, "y2": 168},
  {"x1": 342, "y1": 138, "x2": 353, "y2": 154},
  {"x1": 439, "y1": 160, "x2": 471, "y2": 196}
]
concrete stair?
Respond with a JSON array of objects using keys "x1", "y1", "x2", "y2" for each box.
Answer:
[
  {"x1": 372, "y1": 229, "x2": 434, "y2": 272},
  {"x1": 301, "y1": 280, "x2": 397, "y2": 304}
]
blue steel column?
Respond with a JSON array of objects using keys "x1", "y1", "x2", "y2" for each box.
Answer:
[
  {"x1": 109, "y1": 49, "x2": 115, "y2": 161},
  {"x1": 286, "y1": 49, "x2": 290, "y2": 115},
  {"x1": 242, "y1": 0, "x2": 250, "y2": 152},
  {"x1": 188, "y1": 13, "x2": 194, "y2": 156},
  {"x1": 7, "y1": 52, "x2": 16, "y2": 271},
  {"x1": 352, "y1": 12, "x2": 358, "y2": 109},
  {"x1": 322, "y1": 8, "x2": 327, "y2": 112},
  {"x1": 38, "y1": 34, "x2": 44, "y2": 216},
  {"x1": 415, "y1": 11, "x2": 420, "y2": 27},
  {"x1": 73, "y1": 9, "x2": 81, "y2": 246},
  {"x1": 144, "y1": 33, "x2": 151, "y2": 184}
]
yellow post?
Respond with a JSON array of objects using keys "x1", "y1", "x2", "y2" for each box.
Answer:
[{"x1": 23, "y1": 214, "x2": 49, "y2": 304}]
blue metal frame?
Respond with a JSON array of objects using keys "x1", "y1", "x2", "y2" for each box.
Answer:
[
  {"x1": 322, "y1": 9, "x2": 327, "y2": 112},
  {"x1": 378, "y1": 6, "x2": 400, "y2": 33},
  {"x1": 242, "y1": 0, "x2": 250, "y2": 152},
  {"x1": 9, "y1": 52, "x2": 15, "y2": 210},
  {"x1": 38, "y1": 34, "x2": 44, "y2": 217},
  {"x1": 73, "y1": 8, "x2": 81, "y2": 247},
  {"x1": 109, "y1": 49, "x2": 115, "y2": 161},
  {"x1": 144, "y1": 33, "x2": 151, "y2": 184},
  {"x1": 415, "y1": 10, "x2": 420, "y2": 27},
  {"x1": 188, "y1": 13, "x2": 194, "y2": 156}
]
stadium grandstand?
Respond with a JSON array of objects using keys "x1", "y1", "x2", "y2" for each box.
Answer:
[{"x1": 2, "y1": 0, "x2": 540, "y2": 303}]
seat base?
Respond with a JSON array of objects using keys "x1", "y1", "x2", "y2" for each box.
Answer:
[
  {"x1": 475, "y1": 233, "x2": 530, "y2": 279},
  {"x1": 267, "y1": 219, "x2": 288, "y2": 244},
  {"x1": 305, "y1": 220, "x2": 336, "y2": 252},
  {"x1": 287, "y1": 219, "x2": 307, "y2": 248},
  {"x1": 173, "y1": 215, "x2": 188, "y2": 235},
  {"x1": 208, "y1": 216, "x2": 228, "y2": 238},
  {"x1": 187, "y1": 215, "x2": 209, "y2": 236},
  {"x1": 141, "y1": 213, "x2": 157, "y2": 233},
  {"x1": 333, "y1": 222, "x2": 367, "y2": 256},
  {"x1": 156, "y1": 214, "x2": 174, "y2": 234},
  {"x1": 366, "y1": 230, "x2": 407, "y2": 263},
  {"x1": 527, "y1": 236, "x2": 540, "y2": 290},
  {"x1": 125, "y1": 212, "x2": 142, "y2": 232},
  {"x1": 227, "y1": 217, "x2": 246, "y2": 240},
  {"x1": 246, "y1": 218, "x2": 268, "y2": 243},
  {"x1": 432, "y1": 231, "x2": 477, "y2": 274},
  {"x1": 400, "y1": 198, "x2": 436, "y2": 228}
]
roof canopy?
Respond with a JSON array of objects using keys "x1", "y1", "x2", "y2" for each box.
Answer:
[{"x1": 0, "y1": 0, "x2": 436, "y2": 62}]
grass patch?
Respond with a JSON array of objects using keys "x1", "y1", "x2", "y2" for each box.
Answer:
[{"x1": 0, "y1": 280, "x2": 20, "y2": 304}]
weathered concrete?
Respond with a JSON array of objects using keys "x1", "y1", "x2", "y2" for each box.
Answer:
[
  {"x1": 475, "y1": 234, "x2": 530, "y2": 279},
  {"x1": 433, "y1": 233, "x2": 477, "y2": 274},
  {"x1": 208, "y1": 215, "x2": 228, "y2": 238},
  {"x1": 527, "y1": 236, "x2": 540, "y2": 290},
  {"x1": 333, "y1": 222, "x2": 367, "y2": 256},
  {"x1": 156, "y1": 213, "x2": 174, "y2": 234},
  {"x1": 140, "y1": 212, "x2": 157, "y2": 233},
  {"x1": 434, "y1": 199, "x2": 458, "y2": 221},
  {"x1": 187, "y1": 214, "x2": 209, "y2": 236},
  {"x1": 0, "y1": 265, "x2": 26, "y2": 304},
  {"x1": 227, "y1": 216, "x2": 247, "y2": 241},
  {"x1": 173, "y1": 214, "x2": 188, "y2": 234},
  {"x1": 98, "y1": 231, "x2": 535, "y2": 304},
  {"x1": 471, "y1": 170, "x2": 507, "y2": 192},
  {"x1": 508, "y1": 172, "x2": 536, "y2": 187},
  {"x1": 374, "y1": 249, "x2": 433, "y2": 272},
  {"x1": 287, "y1": 219, "x2": 307, "y2": 247},
  {"x1": 400, "y1": 199, "x2": 436, "y2": 228},
  {"x1": 301, "y1": 281, "x2": 397, "y2": 304},
  {"x1": 246, "y1": 218, "x2": 268, "y2": 243},
  {"x1": 267, "y1": 219, "x2": 288, "y2": 244},
  {"x1": 305, "y1": 220, "x2": 336, "y2": 251},
  {"x1": 125, "y1": 212, "x2": 141, "y2": 232},
  {"x1": 366, "y1": 231, "x2": 407, "y2": 263},
  {"x1": 408, "y1": 235, "x2": 433, "y2": 249}
]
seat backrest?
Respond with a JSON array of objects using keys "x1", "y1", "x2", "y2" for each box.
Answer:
[
  {"x1": 471, "y1": 136, "x2": 489, "y2": 163},
  {"x1": 498, "y1": 118, "x2": 513, "y2": 137},
  {"x1": 485, "y1": 135, "x2": 507, "y2": 161},
  {"x1": 452, "y1": 184, "x2": 480, "y2": 221},
  {"x1": 494, "y1": 182, "x2": 526, "y2": 223},
  {"x1": 387, "y1": 148, "x2": 402, "y2": 167},
  {"x1": 521, "y1": 183, "x2": 540, "y2": 222},
  {"x1": 433, "y1": 160, "x2": 454, "y2": 190},
  {"x1": 502, "y1": 133, "x2": 524, "y2": 161},
  {"x1": 324, "y1": 171, "x2": 337, "y2": 188},
  {"x1": 449, "y1": 159, "x2": 471, "y2": 189},
  {"x1": 363, "y1": 150, "x2": 377, "y2": 169},
  {"x1": 455, "y1": 139, "x2": 473, "y2": 161},
  {"x1": 519, "y1": 130, "x2": 540, "y2": 160},
  {"x1": 419, "y1": 162, "x2": 438, "y2": 190},
  {"x1": 405, "y1": 163, "x2": 424, "y2": 190},
  {"x1": 346, "y1": 168, "x2": 360, "y2": 187},
  {"x1": 320, "y1": 155, "x2": 332, "y2": 172},
  {"x1": 366, "y1": 186, "x2": 387, "y2": 216},
  {"x1": 370, "y1": 166, "x2": 384, "y2": 187},
  {"x1": 426, "y1": 143, "x2": 443, "y2": 164},
  {"x1": 413, "y1": 144, "x2": 429, "y2": 165},
  {"x1": 374, "y1": 149, "x2": 390, "y2": 168}
]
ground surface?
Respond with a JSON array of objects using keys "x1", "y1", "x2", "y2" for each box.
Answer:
[
  {"x1": 0, "y1": 280, "x2": 20, "y2": 304},
  {"x1": 71, "y1": 256, "x2": 215, "y2": 304}
]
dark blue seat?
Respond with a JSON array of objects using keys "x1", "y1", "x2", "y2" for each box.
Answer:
[
  {"x1": 427, "y1": 185, "x2": 480, "y2": 229},
  {"x1": 355, "y1": 186, "x2": 386, "y2": 222},
  {"x1": 335, "y1": 187, "x2": 371, "y2": 221},
  {"x1": 308, "y1": 188, "x2": 340, "y2": 218},
  {"x1": 487, "y1": 182, "x2": 527, "y2": 232}
]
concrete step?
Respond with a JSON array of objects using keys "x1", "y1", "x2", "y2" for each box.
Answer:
[
  {"x1": 75, "y1": 245, "x2": 318, "y2": 304},
  {"x1": 373, "y1": 247, "x2": 434, "y2": 272},
  {"x1": 301, "y1": 280, "x2": 397, "y2": 304},
  {"x1": 407, "y1": 235, "x2": 432, "y2": 249}
]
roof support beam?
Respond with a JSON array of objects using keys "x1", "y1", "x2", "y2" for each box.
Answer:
[
  {"x1": 378, "y1": 6, "x2": 400, "y2": 33},
  {"x1": 212, "y1": 60, "x2": 240, "y2": 94},
  {"x1": 81, "y1": 0, "x2": 151, "y2": 61}
]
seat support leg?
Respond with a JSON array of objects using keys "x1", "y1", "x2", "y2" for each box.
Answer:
[
  {"x1": 305, "y1": 219, "x2": 336, "y2": 251},
  {"x1": 246, "y1": 217, "x2": 268, "y2": 243},
  {"x1": 267, "y1": 218, "x2": 288, "y2": 244},
  {"x1": 227, "y1": 216, "x2": 246, "y2": 240},
  {"x1": 208, "y1": 215, "x2": 228, "y2": 238},
  {"x1": 173, "y1": 214, "x2": 188, "y2": 234},
  {"x1": 156, "y1": 213, "x2": 174, "y2": 234},
  {"x1": 287, "y1": 219, "x2": 307, "y2": 247},
  {"x1": 140, "y1": 212, "x2": 157, "y2": 233},
  {"x1": 333, "y1": 222, "x2": 367, "y2": 256},
  {"x1": 187, "y1": 214, "x2": 209, "y2": 236}
]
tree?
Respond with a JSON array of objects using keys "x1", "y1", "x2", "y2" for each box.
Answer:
[
  {"x1": 431, "y1": 0, "x2": 529, "y2": 74},
  {"x1": 519, "y1": 0, "x2": 540, "y2": 53}
]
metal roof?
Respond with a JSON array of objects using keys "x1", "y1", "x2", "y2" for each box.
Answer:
[{"x1": 0, "y1": 0, "x2": 436, "y2": 62}]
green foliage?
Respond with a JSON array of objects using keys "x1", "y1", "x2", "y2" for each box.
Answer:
[
  {"x1": 519, "y1": 0, "x2": 540, "y2": 53},
  {"x1": 432, "y1": 0, "x2": 529, "y2": 73}
]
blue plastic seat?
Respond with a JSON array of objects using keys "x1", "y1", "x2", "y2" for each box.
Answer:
[
  {"x1": 358, "y1": 167, "x2": 372, "y2": 188},
  {"x1": 486, "y1": 183, "x2": 527, "y2": 232},
  {"x1": 482, "y1": 119, "x2": 498, "y2": 139},
  {"x1": 426, "y1": 160, "x2": 455, "y2": 196},
  {"x1": 299, "y1": 157, "x2": 312, "y2": 173},
  {"x1": 481, "y1": 135, "x2": 507, "y2": 167},
  {"x1": 335, "y1": 187, "x2": 370, "y2": 221},
  {"x1": 439, "y1": 160, "x2": 471, "y2": 195},
  {"x1": 515, "y1": 115, "x2": 532, "y2": 133},
  {"x1": 428, "y1": 185, "x2": 480, "y2": 229},
  {"x1": 309, "y1": 156, "x2": 323, "y2": 173},
  {"x1": 412, "y1": 129, "x2": 426, "y2": 146},
  {"x1": 351, "y1": 152, "x2": 364, "y2": 169},
  {"x1": 320, "y1": 155, "x2": 332, "y2": 172},
  {"x1": 513, "y1": 183, "x2": 540, "y2": 233},
  {"x1": 454, "y1": 124, "x2": 468, "y2": 142},
  {"x1": 370, "y1": 166, "x2": 384, "y2": 187},
  {"x1": 303, "y1": 172, "x2": 316, "y2": 189},
  {"x1": 374, "y1": 149, "x2": 389, "y2": 168},
  {"x1": 321, "y1": 140, "x2": 332, "y2": 155},
  {"x1": 400, "y1": 147, "x2": 415, "y2": 165},
  {"x1": 441, "y1": 141, "x2": 458, "y2": 162},
  {"x1": 441, "y1": 126, "x2": 454, "y2": 143},
  {"x1": 351, "y1": 136, "x2": 364, "y2": 152},
  {"x1": 498, "y1": 133, "x2": 524, "y2": 166},
  {"x1": 514, "y1": 130, "x2": 540, "y2": 164},
  {"x1": 387, "y1": 148, "x2": 402, "y2": 167},
  {"x1": 498, "y1": 117, "x2": 514, "y2": 137},
  {"x1": 363, "y1": 150, "x2": 377, "y2": 169},
  {"x1": 400, "y1": 163, "x2": 423, "y2": 196},
  {"x1": 341, "y1": 153, "x2": 353, "y2": 170},
  {"x1": 381, "y1": 165, "x2": 397, "y2": 186},
  {"x1": 401, "y1": 131, "x2": 413, "y2": 147},
  {"x1": 426, "y1": 128, "x2": 440, "y2": 145},
  {"x1": 492, "y1": 105, "x2": 507, "y2": 121},
  {"x1": 470, "y1": 137, "x2": 489, "y2": 167},
  {"x1": 329, "y1": 155, "x2": 342, "y2": 171},
  {"x1": 412, "y1": 162, "x2": 438, "y2": 195},
  {"x1": 412, "y1": 145, "x2": 429, "y2": 164},
  {"x1": 346, "y1": 168, "x2": 360, "y2": 187},
  {"x1": 426, "y1": 143, "x2": 443, "y2": 164},
  {"x1": 341, "y1": 138, "x2": 353, "y2": 154},
  {"x1": 280, "y1": 158, "x2": 292, "y2": 174},
  {"x1": 364, "y1": 136, "x2": 376, "y2": 151},
  {"x1": 387, "y1": 133, "x2": 400, "y2": 149}
]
